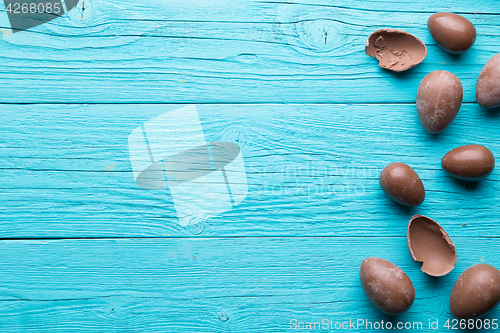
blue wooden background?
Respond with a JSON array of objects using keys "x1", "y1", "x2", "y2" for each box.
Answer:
[{"x1": 1, "y1": 0, "x2": 500, "y2": 331}]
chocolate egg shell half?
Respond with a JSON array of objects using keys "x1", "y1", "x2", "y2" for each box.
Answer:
[
  {"x1": 407, "y1": 215, "x2": 456, "y2": 277},
  {"x1": 379, "y1": 162, "x2": 425, "y2": 206},
  {"x1": 428, "y1": 12, "x2": 476, "y2": 54},
  {"x1": 441, "y1": 145, "x2": 495, "y2": 181},
  {"x1": 476, "y1": 52, "x2": 500, "y2": 109},
  {"x1": 360, "y1": 257, "x2": 415, "y2": 315},
  {"x1": 450, "y1": 264, "x2": 500, "y2": 319},
  {"x1": 366, "y1": 29, "x2": 427, "y2": 71},
  {"x1": 416, "y1": 70, "x2": 463, "y2": 134}
]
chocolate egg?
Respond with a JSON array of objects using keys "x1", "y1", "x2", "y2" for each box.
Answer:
[
  {"x1": 450, "y1": 264, "x2": 500, "y2": 319},
  {"x1": 442, "y1": 145, "x2": 495, "y2": 181},
  {"x1": 428, "y1": 12, "x2": 476, "y2": 54},
  {"x1": 379, "y1": 162, "x2": 425, "y2": 206},
  {"x1": 366, "y1": 29, "x2": 427, "y2": 71},
  {"x1": 416, "y1": 70, "x2": 463, "y2": 134},
  {"x1": 360, "y1": 257, "x2": 415, "y2": 315},
  {"x1": 407, "y1": 215, "x2": 456, "y2": 277},
  {"x1": 476, "y1": 52, "x2": 500, "y2": 109}
]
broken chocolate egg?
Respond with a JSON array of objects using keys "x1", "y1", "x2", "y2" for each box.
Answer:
[
  {"x1": 366, "y1": 29, "x2": 427, "y2": 71},
  {"x1": 428, "y1": 12, "x2": 476, "y2": 54},
  {"x1": 450, "y1": 264, "x2": 500, "y2": 319},
  {"x1": 442, "y1": 144, "x2": 495, "y2": 181},
  {"x1": 416, "y1": 70, "x2": 463, "y2": 134},
  {"x1": 407, "y1": 215, "x2": 456, "y2": 277},
  {"x1": 379, "y1": 162, "x2": 425, "y2": 206},
  {"x1": 360, "y1": 257, "x2": 415, "y2": 315},
  {"x1": 476, "y1": 52, "x2": 500, "y2": 109}
]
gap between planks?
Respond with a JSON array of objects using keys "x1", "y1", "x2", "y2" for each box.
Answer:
[
  {"x1": 0, "y1": 102, "x2": 482, "y2": 105},
  {"x1": 0, "y1": 235, "x2": 497, "y2": 241}
]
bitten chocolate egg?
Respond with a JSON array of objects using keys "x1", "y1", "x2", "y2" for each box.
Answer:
[
  {"x1": 428, "y1": 12, "x2": 476, "y2": 53},
  {"x1": 476, "y1": 52, "x2": 500, "y2": 109},
  {"x1": 366, "y1": 29, "x2": 427, "y2": 71},
  {"x1": 416, "y1": 70, "x2": 463, "y2": 134},
  {"x1": 450, "y1": 264, "x2": 500, "y2": 319},
  {"x1": 360, "y1": 257, "x2": 415, "y2": 315},
  {"x1": 442, "y1": 145, "x2": 495, "y2": 181},
  {"x1": 407, "y1": 215, "x2": 456, "y2": 277},
  {"x1": 379, "y1": 162, "x2": 425, "y2": 206}
]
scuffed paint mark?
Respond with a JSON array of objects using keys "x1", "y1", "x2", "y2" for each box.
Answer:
[
  {"x1": 1, "y1": 28, "x2": 13, "y2": 38},
  {"x1": 104, "y1": 162, "x2": 115, "y2": 174}
]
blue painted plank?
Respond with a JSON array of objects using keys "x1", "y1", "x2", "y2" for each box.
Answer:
[
  {"x1": 1, "y1": 1, "x2": 500, "y2": 332},
  {"x1": 1, "y1": 103, "x2": 500, "y2": 238},
  {"x1": 0, "y1": 237, "x2": 497, "y2": 332},
  {"x1": 0, "y1": 0, "x2": 498, "y2": 103}
]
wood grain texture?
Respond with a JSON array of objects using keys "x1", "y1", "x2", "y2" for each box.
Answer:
[
  {"x1": 0, "y1": 237, "x2": 498, "y2": 332},
  {"x1": 2, "y1": 103, "x2": 500, "y2": 238},
  {"x1": 0, "y1": 0, "x2": 499, "y2": 103},
  {"x1": 1, "y1": 0, "x2": 500, "y2": 331}
]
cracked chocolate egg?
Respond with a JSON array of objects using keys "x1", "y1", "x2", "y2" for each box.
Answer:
[
  {"x1": 407, "y1": 215, "x2": 456, "y2": 277},
  {"x1": 442, "y1": 144, "x2": 495, "y2": 181},
  {"x1": 450, "y1": 264, "x2": 500, "y2": 319},
  {"x1": 428, "y1": 12, "x2": 476, "y2": 54},
  {"x1": 379, "y1": 162, "x2": 425, "y2": 206},
  {"x1": 366, "y1": 29, "x2": 427, "y2": 71},
  {"x1": 360, "y1": 257, "x2": 415, "y2": 315},
  {"x1": 476, "y1": 52, "x2": 500, "y2": 109},
  {"x1": 416, "y1": 70, "x2": 463, "y2": 134}
]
